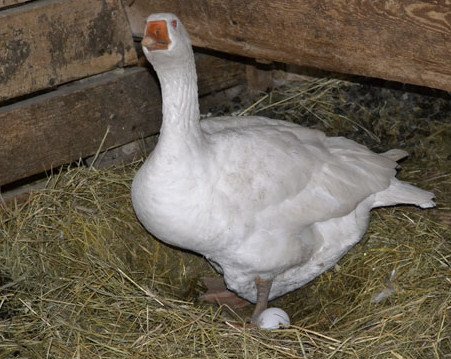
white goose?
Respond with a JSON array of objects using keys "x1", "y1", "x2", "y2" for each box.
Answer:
[{"x1": 132, "y1": 13, "x2": 435, "y2": 324}]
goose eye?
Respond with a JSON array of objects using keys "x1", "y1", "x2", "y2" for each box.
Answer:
[{"x1": 172, "y1": 19, "x2": 178, "y2": 29}]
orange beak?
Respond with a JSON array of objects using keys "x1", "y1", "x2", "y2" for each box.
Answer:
[{"x1": 142, "y1": 20, "x2": 171, "y2": 51}]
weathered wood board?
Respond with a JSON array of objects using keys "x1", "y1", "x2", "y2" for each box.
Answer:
[
  {"x1": 0, "y1": 51, "x2": 246, "y2": 186},
  {"x1": 196, "y1": 52, "x2": 246, "y2": 96},
  {"x1": 0, "y1": 0, "x2": 137, "y2": 103},
  {"x1": 0, "y1": 67, "x2": 160, "y2": 186},
  {"x1": 126, "y1": 0, "x2": 451, "y2": 91},
  {"x1": 0, "y1": 0, "x2": 32, "y2": 10}
]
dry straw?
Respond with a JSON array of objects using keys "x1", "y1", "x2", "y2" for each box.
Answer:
[{"x1": 1, "y1": 77, "x2": 450, "y2": 358}]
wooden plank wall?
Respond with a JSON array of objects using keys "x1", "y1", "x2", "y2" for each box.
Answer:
[
  {"x1": 196, "y1": 53, "x2": 246, "y2": 97},
  {"x1": 126, "y1": 0, "x2": 451, "y2": 92},
  {"x1": 0, "y1": 0, "x2": 248, "y2": 188},
  {"x1": 0, "y1": 0, "x2": 137, "y2": 103},
  {"x1": 0, "y1": 58, "x2": 246, "y2": 186},
  {"x1": 0, "y1": 68, "x2": 160, "y2": 185}
]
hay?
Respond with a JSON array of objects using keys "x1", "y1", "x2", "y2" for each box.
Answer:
[{"x1": 1, "y1": 77, "x2": 450, "y2": 358}]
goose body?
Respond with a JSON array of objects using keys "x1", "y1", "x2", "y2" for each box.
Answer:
[{"x1": 132, "y1": 13, "x2": 435, "y2": 310}]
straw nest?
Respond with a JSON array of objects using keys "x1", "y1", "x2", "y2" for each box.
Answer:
[{"x1": 1, "y1": 76, "x2": 450, "y2": 358}]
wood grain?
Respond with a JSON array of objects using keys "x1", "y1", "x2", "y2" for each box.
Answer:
[
  {"x1": 0, "y1": 67, "x2": 160, "y2": 186},
  {"x1": 126, "y1": 0, "x2": 451, "y2": 91},
  {"x1": 0, "y1": 0, "x2": 137, "y2": 103}
]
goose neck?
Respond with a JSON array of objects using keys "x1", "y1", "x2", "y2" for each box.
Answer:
[{"x1": 157, "y1": 60, "x2": 201, "y2": 140}]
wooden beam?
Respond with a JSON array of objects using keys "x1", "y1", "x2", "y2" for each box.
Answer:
[
  {"x1": 0, "y1": 0, "x2": 137, "y2": 103},
  {"x1": 126, "y1": 0, "x2": 451, "y2": 91},
  {"x1": 0, "y1": 67, "x2": 160, "y2": 186}
]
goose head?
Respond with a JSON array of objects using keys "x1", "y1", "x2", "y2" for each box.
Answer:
[{"x1": 141, "y1": 13, "x2": 193, "y2": 69}]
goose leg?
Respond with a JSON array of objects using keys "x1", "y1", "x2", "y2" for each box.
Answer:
[
  {"x1": 200, "y1": 277, "x2": 250, "y2": 309},
  {"x1": 250, "y1": 277, "x2": 273, "y2": 324}
]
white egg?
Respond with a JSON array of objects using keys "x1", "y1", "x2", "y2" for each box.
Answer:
[{"x1": 256, "y1": 307, "x2": 290, "y2": 330}]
